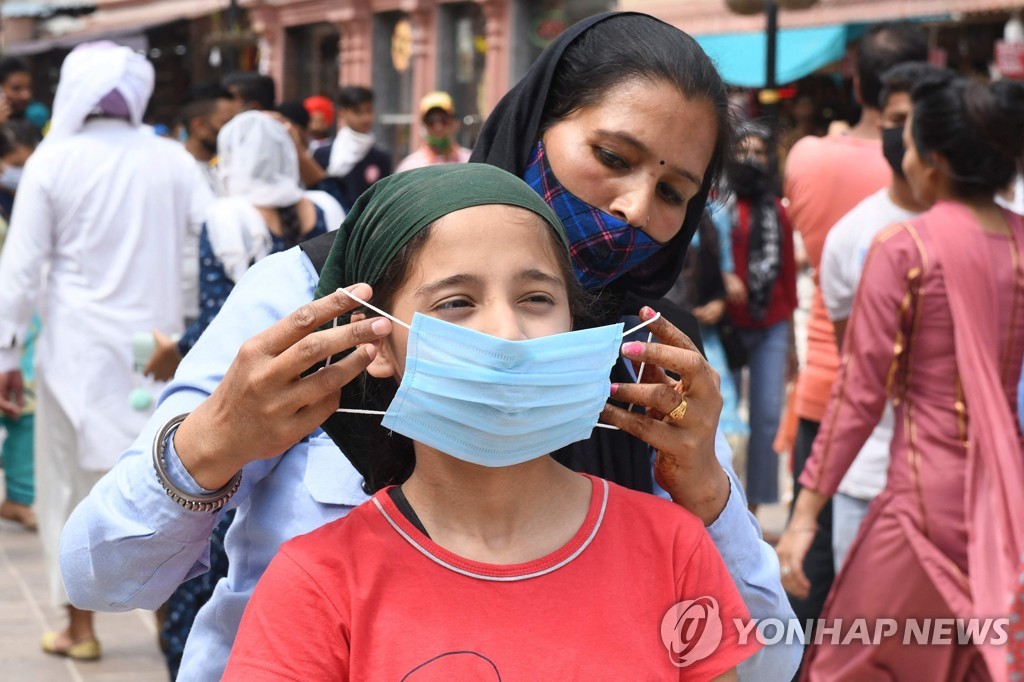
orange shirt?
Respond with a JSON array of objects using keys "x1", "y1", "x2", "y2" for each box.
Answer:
[{"x1": 784, "y1": 133, "x2": 889, "y2": 422}]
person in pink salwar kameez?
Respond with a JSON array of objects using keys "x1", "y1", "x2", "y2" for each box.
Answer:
[{"x1": 775, "y1": 72, "x2": 1024, "y2": 681}]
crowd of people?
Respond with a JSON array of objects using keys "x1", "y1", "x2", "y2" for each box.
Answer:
[{"x1": 0, "y1": 12, "x2": 1021, "y2": 682}]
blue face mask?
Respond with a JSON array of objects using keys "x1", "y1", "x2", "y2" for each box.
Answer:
[
  {"x1": 523, "y1": 142, "x2": 664, "y2": 290},
  {"x1": 333, "y1": 288, "x2": 658, "y2": 468}
]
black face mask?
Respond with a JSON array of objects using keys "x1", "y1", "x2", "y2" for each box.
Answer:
[
  {"x1": 728, "y1": 159, "x2": 770, "y2": 199},
  {"x1": 882, "y1": 127, "x2": 906, "y2": 179}
]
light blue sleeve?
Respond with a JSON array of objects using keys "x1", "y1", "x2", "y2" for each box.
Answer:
[
  {"x1": 708, "y1": 200, "x2": 735, "y2": 275},
  {"x1": 708, "y1": 429, "x2": 804, "y2": 680},
  {"x1": 1018, "y1": 368, "x2": 1024, "y2": 432},
  {"x1": 60, "y1": 248, "x2": 318, "y2": 612}
]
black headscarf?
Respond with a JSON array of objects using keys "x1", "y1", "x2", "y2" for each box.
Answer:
[{"x1": 470, "y1": 11, "x2": 718, "y2": 305}]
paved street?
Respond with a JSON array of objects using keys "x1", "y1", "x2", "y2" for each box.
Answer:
[
  {"x1": 0, "y1": 513, "x2": 168, "y2": 682},
  {"x1": 0, "y1": 411, "x2": 792, "y2": 681}
]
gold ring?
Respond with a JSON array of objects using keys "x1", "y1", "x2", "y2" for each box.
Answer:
[{"x1": 667, "y1": 395, "x2": 688, "y2": 422}]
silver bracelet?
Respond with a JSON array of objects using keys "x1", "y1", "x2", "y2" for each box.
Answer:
[{"x1": 152, "y1": 413, "x2": 241, "y2": 512}]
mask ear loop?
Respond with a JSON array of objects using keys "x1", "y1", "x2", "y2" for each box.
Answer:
[
  {"x1": 594, "y1": 313, "x2": 661, "y2": 429},
  {"x1": 325, "y1": 287, "x2": 411, "y2": 369},
  {"x1": 330, "y1": 287, "x2": 411, "y2": 415}
]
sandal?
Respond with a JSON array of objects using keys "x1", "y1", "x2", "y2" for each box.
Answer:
[{"x1": 41, "y1": 631, "x2": 102, "y2": 661}]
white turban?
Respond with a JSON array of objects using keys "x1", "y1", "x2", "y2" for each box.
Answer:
[{"x1": 48, "y1": 41, "x2": 154, "y2": 141}]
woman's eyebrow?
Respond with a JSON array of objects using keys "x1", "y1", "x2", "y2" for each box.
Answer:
[{"x1": 595, "y1": 128, "x2": 704, "y2": 187}]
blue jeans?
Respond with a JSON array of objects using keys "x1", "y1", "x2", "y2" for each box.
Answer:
[
  {"x1": 737, "y1": 320, "x2": 790, "y2": 505},
  {"x1": 832, "y1": 492, "x2": 872, "y2": 573}
]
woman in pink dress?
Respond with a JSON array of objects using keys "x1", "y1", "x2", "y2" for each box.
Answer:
[{"x1": 775, "y1": 71, "x2": 1024, "y2": 681}]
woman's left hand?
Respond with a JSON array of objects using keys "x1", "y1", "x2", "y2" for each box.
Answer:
[
  {"x1": 601, "y1": 306, "x2": 730, "y2": 525},
  {"x1": 692, "y1": 299, "x2": 726, "y2": 326}
]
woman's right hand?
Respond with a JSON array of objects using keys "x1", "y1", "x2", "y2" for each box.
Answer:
[
  {"x1": 173, "y1": 283, "x2": 393, "y2": 490},
  {"x1": 723, "y1": 273, "x2": 747, "y2": 305}
]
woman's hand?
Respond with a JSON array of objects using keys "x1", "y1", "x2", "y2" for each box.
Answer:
[
  {"x1": 174, "y1": 283, "x2": 393, "y2": 490},
  {"x1": 774, "y1": 487, "x2": 829, "y2": 599},
  {"x1": 692, "y1": 299, "x2": 726, "y2": 326},
  {"x1": 723, "y1": 273, "x2": 747, "y2": 305},
  {"x1": 0, "y1": 369, "x2": 23, "y2": 418},
  {"x1": 600, "y1": 306, "x2": 730, "y2": 526},
  {"x1": 143, "y1": 330, "x2": 182, "y2": 382}
]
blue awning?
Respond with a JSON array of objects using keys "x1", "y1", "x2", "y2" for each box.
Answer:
[{"x1": 696, "y1": 24, "x2": 861, "y2": 88}]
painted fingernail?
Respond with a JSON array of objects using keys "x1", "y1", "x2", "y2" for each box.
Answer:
[
  {"x1": 640, "y1": 306, "x2": 657, "y2": 320},
  {"x1": 622, "y1": 342, "x2": 643, "y2": 356},
  {"x1": 610, "y1": 383, "x2": 619, "y2": 396},
  {"x1": 371, "y1": 318, "x2": 390, "y2": 334}
]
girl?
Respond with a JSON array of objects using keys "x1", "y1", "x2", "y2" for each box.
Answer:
[{"x1": 222, "y1": 163, "x2": 759, "y2": 680}]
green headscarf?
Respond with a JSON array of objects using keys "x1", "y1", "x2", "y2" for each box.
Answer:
[{"x1": 313, "y1": 164, "x2": 566, "y2": 300}]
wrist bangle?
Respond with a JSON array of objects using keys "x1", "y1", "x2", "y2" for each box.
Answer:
[{"x1": 152, "y1": 413, "x2": 241, "y2": 512}]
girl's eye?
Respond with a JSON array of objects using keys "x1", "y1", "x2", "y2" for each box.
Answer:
[
  {"x1": 435, "y1": 298, "x2": 473, "y2": 311},
  {"x1": 522, "y1": 294, "x2": 556, "y2": 306},
  {"x1": 595, "y1": 147, "x2": 628, "y2": 170}
]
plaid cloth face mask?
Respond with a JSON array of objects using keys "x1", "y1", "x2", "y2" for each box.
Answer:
[{"x1": 523, "y1": 141, "x2": 663, "y2": 290}]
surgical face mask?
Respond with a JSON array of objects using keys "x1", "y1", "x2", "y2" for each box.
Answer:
[
  {"x1": 882, "y1": 126, "x2": 906, "y2": 179},
  {"x1": 425, "y1": 133, "x2": 452, "y2": 154},
  {"x1": 524, "y1": 142, "x2": 663, "y2": 291},
  {"x1": 332, "y1": 288, "x2": 658, "y2": 468},
  {"x1": 0, "y1": 165, "x2": 23, "y2": 192}
]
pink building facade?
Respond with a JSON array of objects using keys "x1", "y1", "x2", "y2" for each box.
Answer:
[{"x1": 241, "y1": 0, "x2": 611, "y2": 154}]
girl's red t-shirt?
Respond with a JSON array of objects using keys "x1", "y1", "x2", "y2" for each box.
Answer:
[{"x1": 224, "y1": 474, "x2": 761, "y2": 681}]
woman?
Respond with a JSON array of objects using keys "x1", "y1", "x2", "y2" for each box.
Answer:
[
  {"x1": 775, "y1": 73, "x2": 1024, "y2": 680},
  {"x1": 61, "y1": 13, "x2": 797, "y2": 681},
  {"x1": 148, "y1": 110, "x2": 342, "y2": 679},
  {"x1": 721, "y1": 123, "x2": 798, "y2": 510},
  {"x1": 144, "y1": 110, "x2": 344, "y2": 379},
  {"x1": 663, "y1": 211, "x2": 748, "y2": 439},
  {"x1": 222, "y1": 164, "x2": 758, "y2": 679}
]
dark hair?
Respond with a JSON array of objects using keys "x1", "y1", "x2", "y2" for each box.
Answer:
[
  {"x1": 178, "y1": 82, "x2": 232, "y2": 128},
  {"x1": 276, "y1": 100, "x2": 310, "y2": 129},
  {"x1": 910, "y1": 73, "x2": 1024, "y2": 197},
  {"x1": 0, "y1": 57, "x2": 29, "y2": 85},
  {"x1": 276, "y1": 203, "x2": 303, "y2": 248},
  {"x1": 856, "y1": 22, "x2": 928, "y2": 110},
  {"x1": 338, "y1": 86, "x2": 374, "y2": 110},
  {"x1": 1, "y1": 120, "x2": 40, "y2": 150},
  {"x1": 222, "y1": 72, "x2": 275, "y2": 110},
  {"x1": 537, "y1": 14, "x2": 732, "y2": 246},
  {"x1": 732, "y1": 119, "x2": 779, "y2": 190},
  {"x1": 879, "y1": 62, "x2": 945, "y2": 110}
]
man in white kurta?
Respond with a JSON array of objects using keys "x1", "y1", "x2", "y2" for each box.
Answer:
[{"x1": 0, "y1": 41, "x2": 209, "y2": 660}]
